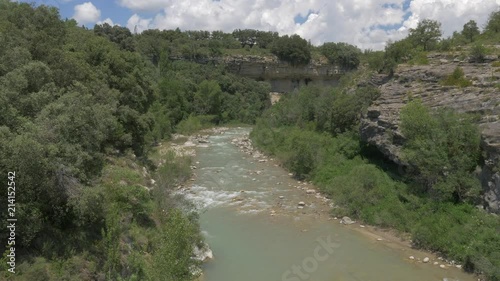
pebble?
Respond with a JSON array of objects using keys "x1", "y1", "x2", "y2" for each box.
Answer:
[
  {"x1": 279, "y1": 196, "x2": 285, "y2": 199},
  {"x1": 433, "y1": 262, "x2": 439, "y2": 265},
  {"x1": 377, "y1": 238, "x2": 383, "y2": 241},
  {"x1": 297, "y1": 206, "x2": 304, "y2": 209},
  {"x1": 423, "y1": 257, "x2": 430, "y2": 263},
  {"x1": 298, "y1": 201, "x2": 305, "y2": 206},
  {"x1": 440, "y1": 264, "x2": 446, "y2": 269},
  {"x1": 409, "y1": 256, "x2": 415, "y2": 260},
  {"x1": 456, "y1": 265, "x2": 462, "y2": 269},
  {"x1": 360, "y1": 225, "x2": 365, "y2": 228}
]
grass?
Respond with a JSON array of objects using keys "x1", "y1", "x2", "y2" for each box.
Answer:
[{"x1": 408, "y1": 51, "x2": 429, "y2": 65}]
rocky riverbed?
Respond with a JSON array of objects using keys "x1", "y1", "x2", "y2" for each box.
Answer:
[{"x1": 178, "y1": 127, "x2": 477, "y2": 281}]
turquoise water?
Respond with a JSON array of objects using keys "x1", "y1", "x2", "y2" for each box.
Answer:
[{"x1": 186, "y1": 128, "x2": 475, "y2": 281}]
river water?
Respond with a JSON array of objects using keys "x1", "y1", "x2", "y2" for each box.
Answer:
[{"x1": 184, "y1": 127, "x2": 475, "y2": 281}]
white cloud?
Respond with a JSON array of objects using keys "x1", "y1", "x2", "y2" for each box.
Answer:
[
  {"x1": 72, "y1": 2, "x2": 101, "y2": 25},
  {"x1": 97, "y1": 18, "x2": 120, "y2": 26},
  {"x1": 122, "y1": 0, "x2": 500, "y2": 50},
  {"x1": 127, "y1": 14, "x2": 153, "y2": 33},
  {"x1": 118, "y1": 0, "x2": 170, "y2": 12}
]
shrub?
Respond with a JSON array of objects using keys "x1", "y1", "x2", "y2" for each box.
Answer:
[
  {"x1": 469, "y1": 43, "x2": 486, "y2": 63},
  {"x1": 408, "y1": 52, "x2": 429, "y2": 65},
  {"x1": 441, "y1": 66, "x2": 472, "y2": 87},
  {"x1": 176, "y1": 115, "x2": 215, "y2": 135},
  {"x1": 400, "y1": 100, "x2": 481, "y2": 202}
]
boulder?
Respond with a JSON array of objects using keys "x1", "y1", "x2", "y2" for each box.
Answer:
[
  {"x1": 193, "y1": 243, "x2": 213, "y2": 262},
  {"x1": 341, "y1": 216, "x2": 355, "y2": 225}
]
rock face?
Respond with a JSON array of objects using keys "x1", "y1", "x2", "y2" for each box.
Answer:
[
  {"x1": 360, "y1": 52, "x2": 500, "y2": 213},
  {"x1": 223, "y1": 55, "x2": 343, "y2": 92},
  {"x1": 172, "y1": 55, "x2": 344, "y2": 93}
]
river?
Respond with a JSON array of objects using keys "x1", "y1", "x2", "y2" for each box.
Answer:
[{"x1": 183, "y1": 127, "x2": 476, "y2": 281}]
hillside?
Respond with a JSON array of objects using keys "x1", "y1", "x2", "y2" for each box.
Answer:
[{"x1": 361, "y1": 51, "x2": 500, "y2": 213}]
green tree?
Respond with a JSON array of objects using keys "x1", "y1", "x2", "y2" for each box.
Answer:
[
  {"x1": 232, "y1": 29, "x2": 257, "y2": 47},
  {"x1": 321, "y1": 42, "x2": 361, "y2": 70},
  {"x1": 193, "y1": 80, "x2": 223, "y2": 117},
  {"x1": 255, "y1": 31, "x2": 279, "y2": 49},
  {"x1": 400, "y1": 100, "x2": 481, "y2": 202},
  {"x1": 151, "y1": 209, "x2": 201, "y2": 281},
  {"x1": 485, "y1": 10, "x2": 500, "y2": 34},
  {"x1": 270, "y1": 34, "x2": 311, "y2": 65},
  {"x1": 461, "y1": 20, "x2": 480, "y2": 42},
  {"x1": 408, "y1": 19, "x2": 442, "y2": 51},
  {"x1": 94, "y1": 22, "x2": 136, "y2": 51}
]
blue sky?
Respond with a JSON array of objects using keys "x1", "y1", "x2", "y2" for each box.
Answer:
[{"x1": 19, "y1": 0, "x2": 500, "y2": 50}]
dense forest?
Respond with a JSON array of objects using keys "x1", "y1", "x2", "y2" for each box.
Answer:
[
  {"x1": 1, "y1": 0, "x2": 500, "y2": 280},
  {"x1": 0, "y1": 1, "x2": 275, "y2": 280}
]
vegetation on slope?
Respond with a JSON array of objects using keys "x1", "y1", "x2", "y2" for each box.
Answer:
[
  {"x1": 251, "y1": 11, "x2": 500, "y2": 280},
  {"x1": 251, "y1": 82, "x2": 500, "y2": 280},
  {"x1": 0, "y1": 1, "x2": 270, "y2": 279},
  {"x1": 363, "y1": 11, "x2": 500, "y2": 74}
]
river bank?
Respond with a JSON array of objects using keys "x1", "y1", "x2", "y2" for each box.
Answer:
[
  {"x1": 174, "y1": 127, "x2": 477, "y2": 281},
  {"x1": 230, "y1": 130, "x2": 472, "y2": 274}
]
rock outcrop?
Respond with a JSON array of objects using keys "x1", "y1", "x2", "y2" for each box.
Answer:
[
  {"x1": 360, "y1": 52, "x2": 500, "y2": 213},
  {"x1": 172, "y1": 55, "x2": 344, "y2": 93}
]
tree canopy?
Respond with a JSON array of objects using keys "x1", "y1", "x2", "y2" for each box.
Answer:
[
  {"x1": 461, "y1": 20, "x2": 480, "y2": 42},
  {"x1": 270, "y1": 34, "x2": 311, "y2": 65},
  {"x1": 321, "y1": 42, "x2": 361, "y2": 70},
  {"x1": 408, "y1": 19, "x2": 442, "y2": 51}
]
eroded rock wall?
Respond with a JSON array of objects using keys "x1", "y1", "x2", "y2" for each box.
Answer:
[
  {"x1": 360, "y1": 53, "x2": 500, "y2": 213},
  {"x1": 172, "y1": 55, "x2": 343, "y2": 93}
]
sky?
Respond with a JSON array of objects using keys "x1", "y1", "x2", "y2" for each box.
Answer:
[{"x1": 21, "y1": 0, "x2": 500, "y2": 50}]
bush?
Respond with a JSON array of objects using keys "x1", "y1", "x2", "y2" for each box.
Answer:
[
  {"x1": 175, "y1": 115, "x2": 215, "y2": 135},
  {"x1": 469, "y1": 43, "x2": 486, "y2": 63},
  {"x1": 400, "y1": 100, "x2": 481, "y2": 202},
  {"x1": 408, "y1": 52, "x2": 429, "y2": 65},
  {"x1": 441, "y1": 66, "x2": 472, "y2": 87}
]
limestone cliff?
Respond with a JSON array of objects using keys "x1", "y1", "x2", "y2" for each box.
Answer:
[
  {"x1": 172, "y1": 55, "x2": 344, "y2": 93},
  {"x1": 360, "y1": 52, "x2": 500, "y2": 213},
  {"x1": 222, "y1": 55, "x2": 344, "y2": 92}
]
